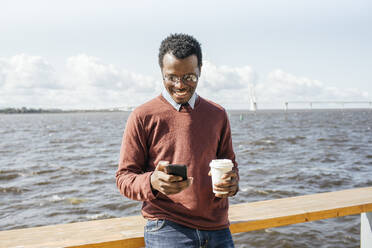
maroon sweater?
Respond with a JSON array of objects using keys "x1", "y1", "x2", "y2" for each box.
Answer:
[{"x1": 116, "y1": 95, "x2": 238, "y2": 230}]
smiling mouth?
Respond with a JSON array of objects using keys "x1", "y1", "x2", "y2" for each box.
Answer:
[{"x1": 174, "y1": 89, "x2": 188, "y2": 97}]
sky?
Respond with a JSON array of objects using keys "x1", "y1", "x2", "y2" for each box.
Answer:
[{"x1": 1, "y1": 0, "x2": 371, "y2": 110}]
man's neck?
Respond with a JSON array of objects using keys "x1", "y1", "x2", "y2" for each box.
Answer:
[{"x1": 162, "y1": 90, "x2": 197, "y2": 111}]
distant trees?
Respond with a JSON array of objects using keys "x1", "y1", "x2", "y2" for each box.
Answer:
[{"x1": 0, "y1": 107, "x2": 63, "y2": 114}]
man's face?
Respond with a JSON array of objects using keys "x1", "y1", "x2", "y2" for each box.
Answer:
[{"x1": 162, "y1": 53, "x2": 200, "y2": 104}]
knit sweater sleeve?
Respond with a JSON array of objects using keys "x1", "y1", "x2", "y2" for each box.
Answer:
[
  {"x1": 217, "y1": 109, "x2": 239, "y2": 180},
  {"x1": 116, "y1": 110, "x2": 156, "y2": 201}
]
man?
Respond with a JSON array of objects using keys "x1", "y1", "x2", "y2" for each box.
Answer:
[{"x1": 116, "y1": 33, "x2": 239, "y2": 247}]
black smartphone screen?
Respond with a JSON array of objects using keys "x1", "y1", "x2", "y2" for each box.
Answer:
[{"x1": 167, "y1": 164, "x2": 187, "y2": 180}]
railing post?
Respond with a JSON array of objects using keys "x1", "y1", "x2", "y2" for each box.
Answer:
[{"x1": 361, "y1": 212, "x2": 372, "y2": 247}]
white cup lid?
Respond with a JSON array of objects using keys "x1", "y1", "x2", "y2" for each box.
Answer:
[{"x1": 209, "y1": 159, "x2": 233, "y2": 168}]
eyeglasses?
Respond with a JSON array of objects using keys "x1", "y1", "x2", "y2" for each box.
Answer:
[{"x1": 163, "y1": 74, "x2": 198, "y2": 85}]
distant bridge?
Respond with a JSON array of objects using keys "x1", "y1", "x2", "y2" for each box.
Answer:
[{"x1": 284, "y1": 101, "x2": 372, "y2": 110}]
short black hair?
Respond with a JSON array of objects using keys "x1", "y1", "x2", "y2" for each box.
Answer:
[{"x1": 158, "y1": 33, "x2": 202, "y2": 69}]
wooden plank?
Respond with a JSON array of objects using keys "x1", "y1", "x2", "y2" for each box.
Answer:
[
  {"x1": 229, "y1": 187, "x2": 372, "y2": 233},
  {"x1": 0, "y1": 215, "x2": 146, "y2": 248},
  {"x1": 67, "y1": 237, "x2": 145, "y2": 248},
  {"x1": 1, "y1": 187, "x2": 371, "y2": 248}
]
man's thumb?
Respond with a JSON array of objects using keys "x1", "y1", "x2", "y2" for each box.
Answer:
[{"x1": 155, "y1": 160, "x2": 169, "y2": 172}]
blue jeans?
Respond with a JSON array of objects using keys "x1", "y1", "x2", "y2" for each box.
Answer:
[{"x1": 144, "y1": 219, "x2": 234, "y2": 248}]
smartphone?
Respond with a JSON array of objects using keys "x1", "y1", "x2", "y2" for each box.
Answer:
[{"x1": 167, "y1": 164, "x2": 187, "y2": 181}]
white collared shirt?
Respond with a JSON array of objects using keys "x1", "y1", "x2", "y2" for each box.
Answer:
[{"x1": 162, "y1": 90, "x2": 197, "y2": 111}]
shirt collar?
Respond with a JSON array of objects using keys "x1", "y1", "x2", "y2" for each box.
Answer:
[{"x1": 162, "y1": 90, "x2": 197, "y2": 111}]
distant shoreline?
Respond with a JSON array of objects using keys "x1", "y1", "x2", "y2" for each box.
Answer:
[
  {"x1": 1, "y1": 107, "x2": 371, "y2": 114},
  {"x1": 0, "y1": 107, "x2": 128, "y2": 114}
]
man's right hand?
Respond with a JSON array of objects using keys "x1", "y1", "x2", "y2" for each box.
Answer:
[{"x1": 150, "y1": 161, "x2": 193, "y2": 195}]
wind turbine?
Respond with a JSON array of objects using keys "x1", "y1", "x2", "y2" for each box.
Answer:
[{"x1": 249, "y1": 83, "x2": 257, "y2": 111}]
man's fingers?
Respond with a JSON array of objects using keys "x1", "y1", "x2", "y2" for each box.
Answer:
[
  {"x1": 213, "y1": 172, "x2": 239, "y2": 198},
  {"x1": 168, "y1": 175, "x2": 183, "y2": 182},
  {"x1": 221, "y1": 170, "x2": 237, "y2": 180},
  {"x1": 214, "y1": 185, "x2": 232, "y2": 193},
  {"x1": 159, "y1": 178, "x2": 192, "y2": 195},
  {"x1": 215, "y1": 193, "x2": 229, "y2": 198},
  {"x1": 214, "y1": 186, "x2": 238, "y2": 198},
  {"x1": 157, "y1": 172, "x2": 181, "y2": 182},
  {"x1": 214, "y1": 177, "x2": 237, "y2": 187},
  {"x1": 153, "y1": 160, "x2": 193, "y2": 195}
]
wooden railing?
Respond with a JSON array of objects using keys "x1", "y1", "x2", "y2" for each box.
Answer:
[{"x1": 1, "y1": 187, "x2": 371, "y2": 248}]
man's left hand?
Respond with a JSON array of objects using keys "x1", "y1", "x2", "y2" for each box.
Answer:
[{"x1": 211, "y1": 170, "x2": 239, "y2": 198}]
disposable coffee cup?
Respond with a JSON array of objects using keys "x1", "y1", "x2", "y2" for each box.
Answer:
[{"x1": 209, "y1": 159, "x2": 233, "y2": 194}]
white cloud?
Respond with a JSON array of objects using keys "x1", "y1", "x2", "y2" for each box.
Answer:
[
  {"x1": 197, "y1": 61, "x2": 256, "y2": 108},
  {"x1": 0, "y1": 54, "x2": 161, "y2": 109},
  {"x1": 0, "y1": 55, "x2": 370, "y2": 109},
  {"x1": 255, "y1": 69, "x2": 370, "y2": 107},
  {"x1": 200, "y1": 61, "x2": 256, "y2": 91},
  {"x1": 0, "y1": 54, "x2": 63, "y2": 109},
  {"x1": 0, "y1": 54, "x2": 58, "y2": 90},
  {"x1": 65, "y1": 54, "x2": 160, "y2": 92}
]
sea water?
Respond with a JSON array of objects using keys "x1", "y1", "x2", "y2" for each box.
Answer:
[{"x1": 1, "y1": 109, "x2": 371, "y2": 247}]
